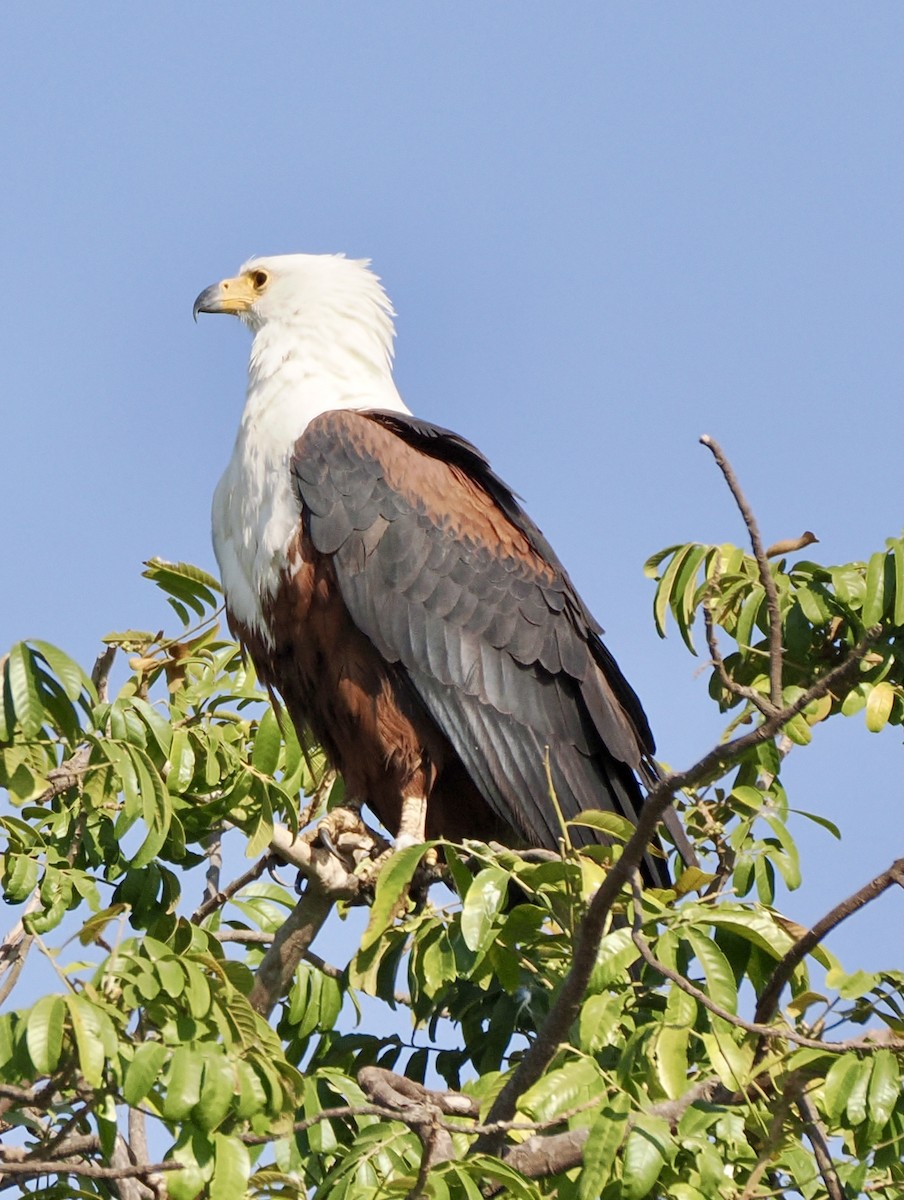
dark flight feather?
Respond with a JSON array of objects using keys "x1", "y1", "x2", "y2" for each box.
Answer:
[{"x1": 286, "y1": 408, "x2": 688, "y2": 886}]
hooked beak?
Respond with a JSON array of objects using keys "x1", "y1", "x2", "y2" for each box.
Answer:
[{"x1": 192, "y1": 275, "x2": 256, "y2": 322}]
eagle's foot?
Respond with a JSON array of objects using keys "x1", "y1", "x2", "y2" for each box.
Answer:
[
  {"x1": 314, "y1": 805, "x2": 389, "y2": 871},
  {"x1": 354, "y1": 841, "x2": 444, "y2": 914}
]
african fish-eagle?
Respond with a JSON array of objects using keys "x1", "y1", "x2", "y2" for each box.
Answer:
[{"x1": 194, "y1": 253, "x2": 684, "y2": 886}]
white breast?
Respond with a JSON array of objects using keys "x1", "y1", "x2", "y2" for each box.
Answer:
[{"x1": 212, "y1": 355, "x2": 409, "y2": 643}]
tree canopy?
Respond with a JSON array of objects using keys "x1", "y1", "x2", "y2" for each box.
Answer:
[{"x1": 0, "y1": 439, "x2": 902, "y2": 1199}]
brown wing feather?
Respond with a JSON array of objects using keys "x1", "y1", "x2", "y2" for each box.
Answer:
[{"x1": 285, "y1": 409, "x2": 675, "y2": 884}]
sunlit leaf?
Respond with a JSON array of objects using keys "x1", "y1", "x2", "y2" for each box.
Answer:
[
  {"x1": 26, "y1": 995, "x2": 66, "y2": 1075},
  {"x1": 865, "y1": 681, "x2": 895, "y2": 733}
]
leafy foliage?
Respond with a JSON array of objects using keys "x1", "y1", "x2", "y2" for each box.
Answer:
[{"x1": 0, "y1": 540, "x2": 902, "y2": 1198}]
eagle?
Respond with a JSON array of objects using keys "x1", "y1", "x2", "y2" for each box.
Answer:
[{"x1": 194, "y1": 254, "x2": 685, "y2": 886}]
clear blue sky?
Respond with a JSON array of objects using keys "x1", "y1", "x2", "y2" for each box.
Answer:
[{"x1": 2, "y1": 5, "x2": 900, "y2": 982}]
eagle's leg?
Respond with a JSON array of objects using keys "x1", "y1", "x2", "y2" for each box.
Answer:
[
  {"x1": 394, "y1": 794, "x2": 428, "y2": 850},
  {"x1": 395, "y1": 795, "x2": 439, "y2": 876}
]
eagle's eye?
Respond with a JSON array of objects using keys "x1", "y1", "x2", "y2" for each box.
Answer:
[{"x1": 250, "y1": 269, "x2": 270, "y2": 291}]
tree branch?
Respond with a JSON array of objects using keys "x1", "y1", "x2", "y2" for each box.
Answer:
[
  {"x1": 248, "y1": 884, "x2": 335, "y2": 1017},
  {"x1": 701, "y1": 434, "x2": 784, "y2": 708},
  {"x1": 0, "y1": 1155, "x2": 177, "y2": 1181},
  {"x1": 201, "y1": 827, "x2": 223, "y2": 911},
  {"x1": 190, "y1": 852, "x2": 271, "y2": 925},
  {"x1": 797, "y1": 1090, "x2": 844, "y2": 1200},
  {"x1": 703, "y1": 599, "x2": 778, "y2": 717},
  {"x1": 627, "y1": 875, "x2": 904, "y2": 1054},
  {"x1": 754, "y1": 857, "x2": 904, "y2": 1028}
]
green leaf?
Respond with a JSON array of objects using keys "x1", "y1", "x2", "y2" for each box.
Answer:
[
  {"x1": 734, "y1": 584, "x2": 765, "y2": 651},
  {"x1": 655, "y1": 1025, "x2": 690, "y2": 1099},
  {"x1": 674, "y1": 542, "x2": 709, "y2": 652},
  {"x1": 568, "y1": 810, "x2": 635, "y2": 842},
  {"x1": 579, "y1": 992, "x2": 626, "y2": 1053},
  {"x1": 520, "y1": 1059, "x2": 603, "y2": 1123},
  {"x1": 592, "y1": 926, "x2": 640, "y2": 987},
  {"x1": 653, "y1": 544, "x2": 698, "y2": 641},
  {"x1": 167, "y1": 728, "x2": 195, "y2": 794},
  {"x1": 4, "y1": 853, "x2": 39, "y2": 903},
  {"x1": 795, "y1": 583, "x2": 832, "y2": 626},
  {"x1": 65, "y1": 995, "x2": 107, "y2": 1087},
  {"x1": 195, "y1": 1047, "x2": 236, "y2": 1131},
  {"x1": 130, "y1": 744, "x2": 172, "y2": 868},
  {"x1": 792, "y1": 809, "x2": 841, "y2": 840},
  {"x1": 26, "y1": 995, "x2": 66, "y2": 1074},
  {"x1": 7, "y1": 643, "x2": 44, "y2": 737},
  {"x1": 251, "y1": 707, "x2": 282, "y2": 775},
  {"x1": 211, "y1": 1133, "x2": 251, "y2": 1200},
  {"x1": 644, "y1": 543, "x2": 686, "y2": 579},
  {"x1": 123, "y1": 1041, "x2": 169, "y2": 1106},
  {"x1": 865, "y1": 682, "x2": 895, "y2": 733},
  {"x1": 700, "y1": 1018, "x2": 754, "y2": 1090},
  {"x1": 360, "y1": 843, "x2": 432, "y2": 951},
  {"x1": 460, "y1": 866, "x2": 509, "y2": 952},
  {"x1": 862, "y1": 550, "x2": 889, "y2": 626},
  {"x1": 824, "y1": 1053, "x2": 863, "y2": 1122},
  {"x1": 29, "y1": 640, "x2": 93, "y2": 704},
  {"x1": 846, "y1": 1056, "x2": 873, "y2": 1125},
  {"x1": 783, "y1": 712, "x2": 812, "y2": 746},
  {"x1": 164, "y1": 1045, "x2": 204, "y2": 1120},
  {"x1": 673, "y1": 866, "x2": 718, "y2": 897},
  {"x1": 579, "y1": 1094, "x2": 631, "y2": 1200},
  {"x1": 867, "y1": 1049, "x2": 900, "y2": 1127},
  {"x1": 622, "y1": 1114, "x2": 670, "y2": 1200},
  {"x1": 168, "y1": 1129, "x2": 214, "y2": 1200},
  {"x1": 893, "y1": 538, "x2": 904, "y2": 626},
  {"x1": 683, "y1": 930, "x2": 737, "y2": 1014}
]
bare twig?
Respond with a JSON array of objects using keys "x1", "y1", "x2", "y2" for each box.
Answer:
[
  {"x1": 358, "y1": 1066, "x2": 460, "y2": 1191},
  {"x1": 128, "y1": 1107, "x2": 163, "y2": 1199},
  {"x1": 755, "y1": 857, "x2": 904, "y2": 1029},
  {"x1": 0, "y1": 891, "x2": 42, "y2": 1008},
  {"x1": 202, "y1": 828, "x2": 222, "y2": 909},
  {"x1": 190, "y1": 853, "x2": 271, "y2": 925},
  {"x1": 797, "y1": 1091, "x2": 844, "y2": 1200},
  {"x1": 0, "y1": 1157, "x2": 177, "y2": 1182},
  {"x1": 738, "y1": 1083, "x2": 797, "y2": 1200},
  {"x1": 110, "y1": 1133, "x2": 153, "y2": 1200},
  {"x1": 701, "y1": 435, "x2": 784, "y2": 708},
  {"x1": 703, "y1": 600, "x2": 778, "y2": 717},
  {"x1": 486, "y1": 1079, "x2": 722, "y2": 1190},
  {"x1": 91, "y1": 646, "x2": 117, "y2": 702}
]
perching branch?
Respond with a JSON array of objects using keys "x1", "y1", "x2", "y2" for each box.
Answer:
[
  {"x1": 485, "y1": 1078, "x2": 722, "y2": 1190},
  {"x1": 0, "y1": 1153, "x2": 177, "y2": 1182}
]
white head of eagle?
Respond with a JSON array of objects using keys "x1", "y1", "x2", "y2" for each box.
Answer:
[{"x1": 194, "y1": 253, "x2": 682, "y2": 883}]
